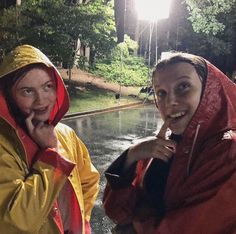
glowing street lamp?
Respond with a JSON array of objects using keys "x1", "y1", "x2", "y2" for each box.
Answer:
[
  {"x1": 135, "y1": 0, "x2": 172, "y2": 21},
  {"x1": 135, "y1": 0, "x2": 172, "y2": 67}
]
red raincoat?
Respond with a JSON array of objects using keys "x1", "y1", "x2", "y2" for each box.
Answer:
[{"x1": 103, "y1": 61, "x2": 236, "y2": 234}]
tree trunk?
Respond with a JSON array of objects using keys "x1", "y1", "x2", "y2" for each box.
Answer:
[{"x1": 114, "y1": 0, "x2": 125, "y2": 43}]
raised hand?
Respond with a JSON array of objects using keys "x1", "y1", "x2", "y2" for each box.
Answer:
[
  {"x1": 125, "y1": 120, "x2": 176, "y2": 170},
  {"x1": 25, "y1": 112, "x2": 58, "y2": 149}
]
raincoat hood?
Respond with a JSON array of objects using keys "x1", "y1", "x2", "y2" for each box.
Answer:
[
  {"x1": 163, "y1": 60, "x2": 236, "y2": 210},
  {"x1": 0, "y1": 44, "x2": 69, "y2": 127},
  {"x1": 182, "y1": 61, "x2": 236, "y2": 144}
]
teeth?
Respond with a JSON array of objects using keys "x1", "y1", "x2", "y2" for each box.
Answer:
[
  {"x1": 35, "y1": 107, "x2": 47, "y2": 111},
  {"x1": 170, "y1": 112, "x2": 185, "y2": 118}
]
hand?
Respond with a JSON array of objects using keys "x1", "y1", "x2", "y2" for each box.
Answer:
[
  {"x1": 125, "y1": 120, "x2": 176, "y2": 169},
  {"x1": 25, "y1": 112, "x2": 58, "y2": 149}
]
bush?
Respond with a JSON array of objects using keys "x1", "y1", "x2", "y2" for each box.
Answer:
[
  {"x1": 94, "y1": 59, "x2": 148, "y2": 86},
  {"x1": 90, "y1": 35, "x2": 149, "y2": 87}
]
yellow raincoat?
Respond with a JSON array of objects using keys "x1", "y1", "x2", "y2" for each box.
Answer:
[{"x1": 0, "y1": 45, "x2": 100, "y2": 234}]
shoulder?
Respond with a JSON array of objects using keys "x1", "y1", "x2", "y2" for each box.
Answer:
[
  {"x1": 55, "y1": 122, "x2": 78, "y2": 143},
  {"x1": 55, "y1": 122, "x2": 75, "y2": 137},
  {"x1": 55, "y1": 122, "x2": 84, "y2": 146}
]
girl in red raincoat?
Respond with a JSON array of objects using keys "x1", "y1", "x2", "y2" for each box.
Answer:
[{"x1": 103, "y1": 52, "x2": 236, "y2": 234}]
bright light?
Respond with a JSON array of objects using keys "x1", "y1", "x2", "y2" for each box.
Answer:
[{"x1": 135, "y1": 0, "x2": 172, "y2": 21}]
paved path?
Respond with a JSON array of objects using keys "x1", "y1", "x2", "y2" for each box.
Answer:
[{"x1": 58, "y1": 68, "x2": 141, "y2": 96}]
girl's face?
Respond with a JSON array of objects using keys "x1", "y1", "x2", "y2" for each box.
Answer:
[
  {"x1": 153, "y1": 62, "x2": 202, "y2": 135},
  {"x1": 12, "y1": 67, "x2": 57, "y2": 123}
]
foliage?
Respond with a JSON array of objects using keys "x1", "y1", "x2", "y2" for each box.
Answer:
[
  {"x1": 111, "y1": 41, "x2": 129, "y2": 60},
  {"x1": 186, "y1": 0, "x2": 236, "y2": 35},
  {"x1": 91, "y1": 35, "x2": 148, "y2": 86},
  {"x1": 0, "y1": 0, "x2": 116, "y2": 66},
  {"x1": 75, "y1": 55, "x2": 89, "y2": 70},
  {"x1": 184, "y1": 0, "x2": 236, "y2": 58},
  {"x1": 123, "y1": 34, "x2": 139, "y2": 54},
  {"x1": 93, "y1": 59, "x2": 148, "y2": 86},
  {"x1": 0, "y1": 6, "x2": 21, "y2": 56}
]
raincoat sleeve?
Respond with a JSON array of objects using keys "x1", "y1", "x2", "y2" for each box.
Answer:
[
  {"x1": 103, "y1": 150, "x2": 139, "y2": 224},
  {"x1": 105, "y1": 150, "x2": 137, "y2": 188},
  {"x1": 0, "y1": 145, "x2": 75, "y2": 233},
  {"x1": 72, "y1": 131, "x2": 100, "y2": 222}
]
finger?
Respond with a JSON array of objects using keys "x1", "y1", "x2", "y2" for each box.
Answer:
[
  {"x1": 25, "y1": 112, "x2": 35, "y2": 133},
  {"x1": 153, "y1": 149, "x2": 174, "y2": 162},
  {"x1": 163, "y1": 139, "x2": 177, "y2": 153},
  {"x1": 35, "y1": 121, "x2": 44, "y2": 129},
  {"x1": 156, "y1": 146, "x2": 174, "y2": 158},
  {"x1": 157, "y1": 119, "x2": 170, "y2": 139},
  {"x1": 155, "y1": 137, "x2": 176, "y2": 149}
]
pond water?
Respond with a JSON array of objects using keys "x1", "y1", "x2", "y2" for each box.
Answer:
[{"x1": 62, "y1": 104, "x2": 163, "y2": 234}]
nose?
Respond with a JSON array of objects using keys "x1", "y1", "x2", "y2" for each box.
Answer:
[
  {"x1": 35, "y1": 90, "x2": 47, "y2": 104},
  {"x1": 166, "y1": 91, "x2": 178, "y2": 106}
]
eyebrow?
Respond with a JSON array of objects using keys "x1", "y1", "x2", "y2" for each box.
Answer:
[
  {"x1": 17, "y1": 80, "x2": 53, "y2": 89},
  {"x1": 155, "y1": 75, "x2": 191, "y2": 88}
]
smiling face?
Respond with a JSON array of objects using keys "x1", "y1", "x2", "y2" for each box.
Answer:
[
  {"x1": 11, "y1": 67, "x2": 57, "y2": 123},
  {"x1": 153, "y1": 62, "x2": 202, "y2": 135}
]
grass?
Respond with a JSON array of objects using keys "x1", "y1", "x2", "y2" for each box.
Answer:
[{"x1": 68, "y1": 88, "x2": 142, "y2": 113}]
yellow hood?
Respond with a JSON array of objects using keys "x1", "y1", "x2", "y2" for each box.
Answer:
[{"x1": 0, "y1": 45, "x2": 69, "y2": 126}]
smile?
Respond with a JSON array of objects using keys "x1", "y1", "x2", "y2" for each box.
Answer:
[
  {"x1": 169, "y1": 111, "x2": 185, "y2": 119},
  {"x1": 34, "y1": 106, "x2": 48, "y2": 114}
]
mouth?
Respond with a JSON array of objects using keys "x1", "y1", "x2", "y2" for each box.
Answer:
[
  {"x1": 33, "y1": 106, "x2": 49, "y2": 115},
  {"x1": 168, "y1": 111, "x2": 186, "y2": 123}
]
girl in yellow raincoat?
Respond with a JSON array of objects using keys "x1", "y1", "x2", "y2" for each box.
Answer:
[{"x1": 0, "y1": 45, "x2": 100, "y2": 234}]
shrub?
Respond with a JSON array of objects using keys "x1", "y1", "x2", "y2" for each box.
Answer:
[{"x1": 90, "y1": 35, "x2": 149, "y2": 86}]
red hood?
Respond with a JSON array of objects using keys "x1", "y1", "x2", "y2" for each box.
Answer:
[
  {"x1": 182, "y1": 61, "x2": 236, "y2": 143},
  {"x1": 164, "y1": 61, "x2": 236, "y2": 210}
]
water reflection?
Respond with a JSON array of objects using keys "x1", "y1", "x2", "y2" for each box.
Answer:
[{"x1": 62, "y1": 104, "x2": 163, "y2": 234}]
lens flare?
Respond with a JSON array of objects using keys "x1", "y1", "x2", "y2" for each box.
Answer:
[{"x1": 135, "y1": 0, "x2": 172, "y2": 21}]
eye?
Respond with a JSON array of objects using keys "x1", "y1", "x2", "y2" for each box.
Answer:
[
  {"x1": 22, "y1": 88, "x2": 34, "y2": 96},
  {"x1": 44, "y1": 82, "x2": 56, "y2": 91},
  {"x1": 155, "y1": 89, "x2": 166, "y2": 100},
  {"x1": 176, "y1": 82, "x2": 190, "y2": 94}
]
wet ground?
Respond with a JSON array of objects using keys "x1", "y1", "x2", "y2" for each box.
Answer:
[{"x1": 62, "y1": 104, "x2": 162, "y2": 233}]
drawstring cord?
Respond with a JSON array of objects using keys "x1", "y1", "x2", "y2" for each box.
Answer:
[
  {"x1": 140, "y1": 158, "x2": 153, "y2": 188},
  {"x1": 187, "y1": 123, "x2": 201, "y2": 176}
]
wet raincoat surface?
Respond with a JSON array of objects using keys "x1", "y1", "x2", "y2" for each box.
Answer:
[
  {"x1": 103, "y1": 61, "x2": 236, "y2": 234},
  {"x1": 0, "y1": 45, "x2": 100, "y2": 234}
]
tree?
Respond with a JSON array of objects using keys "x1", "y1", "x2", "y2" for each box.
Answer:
[
  {"x1": 186, "y1": 0, "x2": 236, "y2": 35},
  {"x1": 185, "y1": 0, "x2": 236, "y2": 73},
  {"x1": 0, "y1": 0, "x2": 116, "y2": 67},
  {"x1": 114, "y1": 0, "x2": 125, "y2": 43}
]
